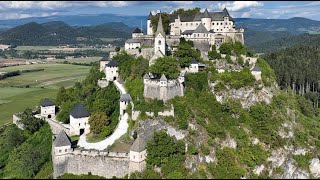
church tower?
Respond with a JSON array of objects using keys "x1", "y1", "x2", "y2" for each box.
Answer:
[{"x1": 154, "y1": 13, "x2": 166, "y2": 55}]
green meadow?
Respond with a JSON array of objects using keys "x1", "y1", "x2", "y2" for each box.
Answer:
[{"x1": 0, "y1": 63, "x2": 91, "y2": 125}]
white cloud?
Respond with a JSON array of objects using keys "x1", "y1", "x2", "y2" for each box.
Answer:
[
  {"x1": 172, "y1": 1, "x2": 193, "y2": 5},
  {"x1": 241, "y1": 12, "x2": 251, "y2": 18},
  {"x1": 217, "y1": 1, "x2": 263, "y2": 11}
]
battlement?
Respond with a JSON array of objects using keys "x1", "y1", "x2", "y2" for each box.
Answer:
[{"x1": 143, "y1": 75, "x2": 184, "y2": 102}]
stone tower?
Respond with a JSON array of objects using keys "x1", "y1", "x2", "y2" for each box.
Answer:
[
  {"x1": 147, "y1": 12, "x2": 154, "y2": 35},
  {"x1": 154, "y1": 13, "x2": 166, "y2": 55},
  {"x1": 52, "y1": 130, "x2": 72, "y2": 179},
  {"x1": 201, "y1": 8, "x2": 211, "y2": 31},
  {"x1": 129, "y1": 137, "x2": 147, "y2": 174},
  {"x1": 159, "y1": 74, "x2": 168, "y2": 102}
]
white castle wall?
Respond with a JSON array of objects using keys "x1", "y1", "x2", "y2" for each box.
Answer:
[
  {"x1": 69, "y1": 116, "x2": 90, "y2": 136},
  {"x1": 40, "y1": 105, "x2": 55, "y2": 118}
]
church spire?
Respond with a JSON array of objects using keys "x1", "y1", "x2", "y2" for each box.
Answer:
[
  {"x1": 155, "y1": 13, "x2": 165, "y2": 37},
  {"x1": 148, "y1": 12, "x2": 153, "y2": 20}
]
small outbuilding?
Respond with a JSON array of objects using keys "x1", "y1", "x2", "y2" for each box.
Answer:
[{"x1": 69, "y1": 102, "x2": 90, "y2": 136}]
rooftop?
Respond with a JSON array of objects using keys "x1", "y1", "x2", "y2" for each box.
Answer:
[
  {"x1": 120, "y1": 93, "x2": 132, "y2": 102},
  {"x1": 40, "y1": 98, "x2": 55, "y2": 107},
  {"x1": 106, "y1": 59, "x2": 119, "y2": 67},
  {"x1": 130, "y1": 137, "x2": 146, "y2": 152},
  {"x1": 70, "y1": 102, "x2": 90, "y2": 118},
  {"x1": 54, "y1": 130, "x2": 71, "y2": 147}
]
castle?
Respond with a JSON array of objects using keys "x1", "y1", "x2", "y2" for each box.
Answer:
[{"x1": 125, "y1": 7, "x2": 244, "y2": 59}]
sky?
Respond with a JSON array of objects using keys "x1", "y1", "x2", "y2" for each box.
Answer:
[{"x1": 0, "y1": 1, "x2": 319, "y2": 21}]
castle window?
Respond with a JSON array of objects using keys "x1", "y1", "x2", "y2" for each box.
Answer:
[
  {"x1": 203, "y1": 23, "x2": 205, "y2": 25},
  {"x1": 65, "y1": 149, "x2": 67, "y2": 152},
  {"x1": 221, "y1": 22, "x2": 223, "y2": 25},
  {"x1": 217, "y1": 29, "x2": 218, "y2": 31},
  {"x1": 141, "y1": 155, "x2": 143, "y2": 158},
  {"x1": 186, "y1": 23, "x2": 188, "y2": 26},
  {"x1": 158, "y1": 40, "x2": 161, "y2": 45},
  {"x1": 79, "y1": 123, "x2": 80, "y2": 126},
  {"x1": 198, "y1": 34, "x2": 199, "y2": 37},
  {"x1": 221, "y1": 29, "x2": 222, "y2": 31},
  {"x1": 196, "y1": 23, "x2": 198, "y2": 26},
  {"x1": 229, "y1": 22, "x2": 231, "y2": 25},
  {"x1": 212, "y1": 22, "x2": 214, "y2": 25},
  {"x1": 194, "y1": 34, "x2": 196, "y2": 37},
  {"x1": 181, "y1": 23, "x2": 182, "y2": 26},
  {"x1": 191, "y1": 23, "x2": 193, "y2": 25},
  {"x1": 133, "y1": 156, "x2": 135, "y2": 159},
  {"x1": 225, "y1": 22, "x2": 228, "y2": 25},
  {"x1": 59, "y1": 150, "x2": 61, "y2": 153}
]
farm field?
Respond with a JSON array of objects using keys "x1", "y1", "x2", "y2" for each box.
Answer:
[
  {"x1": 15, "y1": 46, "x2": 115, "y2": 52},
  {"x1": 0, "y1": 63, "x2": 91, "y2": 125}
]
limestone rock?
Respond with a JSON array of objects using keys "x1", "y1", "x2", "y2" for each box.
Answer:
[
  {"x1": 253, "y1": 164, "x2": 265, "y2": 175},
  {"x1": 310, "y1": 158, "x2": 320, "y2": 178}
]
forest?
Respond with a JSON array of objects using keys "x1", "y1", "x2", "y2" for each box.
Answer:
[{"x1": 264, "y1": 45, "x2": 320, "y2": 108}]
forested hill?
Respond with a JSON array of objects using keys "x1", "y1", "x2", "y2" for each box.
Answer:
[
  {"x1": 247, "y1": 33, "x2": 320, "y2": 53},
  {"x1": 264, "y1": 44, "x2": 320, "y2": 108},
  {"x1": 0, "y1": 21, "x2": 134, "y2": 46},
  {"x1": 236, "y1": 17, "x2": 320, "y2": 35}
]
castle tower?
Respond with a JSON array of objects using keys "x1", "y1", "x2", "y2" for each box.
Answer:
[
  {"x1": 147, "y1": 12, "x2": 154, "y2": 35},
  {"x1": 105, "y1": 59, "x2": 119, "y2": 81},
  {"x1": 201, "y1": 8, "x2": 211, "y2": 31},
  {"x1": 52, "y1": 130, "x2": 72, "y2": 178},
  {"x1": 154, "y1": 13, "x2": 166, "y2": 55},
  {"x1": 159, "y1": 74, "x2": 168, "y2": 102},
  {"x1": 69, "y1": 102, "x2": 90, "y2": 136},
  {"x1": 120, "y1": 94, "x2": 133, "y2": 116},
  {"x1": 99, "y1": 56, "x2": 111, "y2": 72},
  {"x1": 40, "y1": 98, "x2": 55, "y2": 119},
  {"x1": 129, "y1": 137, "x2": 147, "y2": 174}
]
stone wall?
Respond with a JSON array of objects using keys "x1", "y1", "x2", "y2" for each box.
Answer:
[
  {"x1": 66, "y1": 155, "x2": 129, "y2": 178},
  {"x1": 46, "y1": 118, "x2": 70, "y2": 136},
  {"x1": 53, "y1": 149, "x2": 132, "y2": 179},
  {"x1": 144, "y1": 80, "x2": 183, "y2": 102}
]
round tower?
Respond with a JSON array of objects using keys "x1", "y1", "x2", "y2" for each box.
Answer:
[
  {"x1": 147, "y1": 12, "x2": 154, "y2": 35},
  {"x1": 201, "y1": 8, "x2": 211, "y2": 31}
]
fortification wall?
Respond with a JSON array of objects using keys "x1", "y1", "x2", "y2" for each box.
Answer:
[
  {"x1": 167, "y1": 81, "x2": 183, "y2": 100},
  {"x1": 46, "y1": 118, "x2": 70, "y2": 136},
  {"x1": 144, "y1": 80, "x2": 183, "y2": 101},
  {"x1": 144, "y1": 83, "x2": 160, "y2": 99},
  {"x1": 66, "y1": 154, "x2": 129, "y2": 178}
]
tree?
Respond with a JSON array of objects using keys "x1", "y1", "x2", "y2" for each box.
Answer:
[
  {"x1": 56, "y1": 86, "x2": 68, "y2": 106},
  {"x1": 150, "y1": 13, "x2": 171, "y2": 34},
  {"x1": 172, "y1": 7, "x2": 201, "y2": 15},
  {"x1": 115, "y1": 46, "x2": 120, "y2": 52},
  {"x1": 19, "y1": 108, "x2": 44, "y2": 134},
  {"x1": 208, "y1": 50, "x2": 221, "y2": 60},
  {"x1": 174, "y1": 39, "x2": 201, "y2": 67},
  {"x1": 219, "y1": 42, "x2": 233, "y2": 55},
  {"x1": 149, "y1": 56, "x2": 180, "y2": 79},
  {"x1": 89, "y1": 112, "x2": 110, "y2": 134}
]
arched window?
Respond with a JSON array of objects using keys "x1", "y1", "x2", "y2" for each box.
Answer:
[
  {"x1": 198, "y1": 34, "x2": 199, "y2": 37},
  {"x1": 158, "y1": 40, "x2": 161, "y2": 45},
  {"x1": 194, "y1": 34, "x2": 196, "y2": 37}
]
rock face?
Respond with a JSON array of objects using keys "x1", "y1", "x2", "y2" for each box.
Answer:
[
  {"x1": 213, "y1": 86, "x2": 275, "y2": 108},
  {"x1": 136, "y1": 118, "x2": 187, "y2": 141},
  {"x1": 310, "y1": 158, "x2": 320, "y2": 178}
]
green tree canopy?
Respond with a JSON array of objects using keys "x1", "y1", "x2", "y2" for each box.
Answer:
[
  {"x1": 89, "y1": 112, "x2": 110, "y2": 134},
  {"x1": 149, "y1": 56, "x2": 180, "y2": 79}
]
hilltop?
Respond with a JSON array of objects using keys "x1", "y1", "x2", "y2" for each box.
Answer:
[{"x1": 0, "y1": 21, "x2": 134, "y2": 46}]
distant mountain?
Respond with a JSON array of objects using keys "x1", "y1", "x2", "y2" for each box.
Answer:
[
  {"x1": 0, "y1": 21, "x2": 134, "y2": 46},
  {"x1": 0, "y1": 13, "x2": 147, "y2": 30},
  {"x1": 236, "y1": 17, "x2": 320, "y2": 35},
  {"x1": 248, "y1": 33, "x2": 320, "y2": 53}
]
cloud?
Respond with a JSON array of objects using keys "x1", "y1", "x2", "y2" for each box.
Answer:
[
  {"x1": 217, "y1": 1, "x2": 263, "y2": 11},
  {"x1": 241, "y1": 12, "x2": 251, "y2": 18}
]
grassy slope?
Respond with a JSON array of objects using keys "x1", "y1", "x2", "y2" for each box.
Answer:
[{"x1": 0, "y1": 64, "x2": 91, "y2": 125}]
